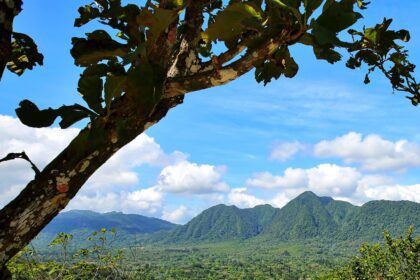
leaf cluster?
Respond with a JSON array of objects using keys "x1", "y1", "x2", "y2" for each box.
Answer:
[{"x1": 11, "y1": 0, "x2": 420, "y2": 130}]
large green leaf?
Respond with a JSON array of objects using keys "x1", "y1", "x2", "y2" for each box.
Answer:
[
  {"x1": 316, "y1": 0, "x2": 362, "y2": 33},
  {"x1": 312, "y1": 0, "x2": 362, "y2": 47},
  {"x1": 71, "y1": 30, "x2": 127, "y2": 67},
  {"x1": 125, "y1": 62, "x2": 164, "y2": 110},
  {"x1": 7, "y1": 32, "x2": 44, "y2": 76},
  {"x1": 304, "y1": 0, "x2": 323, "y2": 18},
  {"x1": 78, "y1": 67, "x2": 105, "y2": 114},
  {"x1": 255, "y1": 47, "x2": 299, "y2": 85},
  {"x1": 137, "y1": 7, "x2": 177, "y2": 46},
  {"x1": 74, "y1": 4, "x2": 101, "y2": 27},
  {"x1": 204, "y1": 3, "x2": 263, "y2": 42},
  {"x1": 104, "y1": 74, "x2": 127, "y2": 109},
  {"x1": 15, "y1": 100, "x2": 91, "y2": 128}
]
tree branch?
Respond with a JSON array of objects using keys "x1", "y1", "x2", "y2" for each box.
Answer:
[
  {"x1": 0, "y1": 152, "x2": 41, "y2": 175},
  {"x1": 164, "y1": 29, "x2": 305, "y2": 98},
  {"x1": 167, "y1": 0, "x2": 211, "y2": 77}
]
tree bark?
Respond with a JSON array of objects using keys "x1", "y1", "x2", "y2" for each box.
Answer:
[{"x1": 0, "y1": 94, "x2": 183, "y2": 273}]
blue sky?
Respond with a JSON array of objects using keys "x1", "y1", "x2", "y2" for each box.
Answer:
[{"x1": 0, "y1": 1, "x2": 419, "y2": 224}]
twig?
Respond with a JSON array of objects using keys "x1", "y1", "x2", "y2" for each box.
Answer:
[{"x1": 0, "y1": 151, "x2": 41, "y2": 175}]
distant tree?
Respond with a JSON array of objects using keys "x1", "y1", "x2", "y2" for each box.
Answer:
[
  {"x1": 0, "y1": 0, "x2": 419, "y2": 274},
  {"x1": 324, "y1": 226, "x2": 419, "y2": 280}
]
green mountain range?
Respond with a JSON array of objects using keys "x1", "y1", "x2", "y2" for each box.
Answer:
[
  {"x1": 157, "y1": 191, "x2": 419, "y2": 243},
  {"x1": 40, "y1": 192, "x2": 419, "y2": 245},
  {"x1": 43, "y1": 210, "x2": 176, "y2": 234}
]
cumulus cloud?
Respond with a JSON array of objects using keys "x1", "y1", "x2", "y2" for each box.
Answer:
[
  {"x1": 314, "y1": 132, "x2": 420, "y2": 172},
  {"x1": 247, "y1": 164, "x2": 361, "y2": 196},
  {"x1": 83, "y1": 134, "x2": 186, "y2": 193},
  {"x1": 269, "y1": 141, "x2": 305, "y2": 162},
  {"x1": 358, "y1": 184, "x2": 420, "y2": 203},
  {"x1": 67, "y1": 187, "x2": 164, "y2": 215},
  {"x1": 162, "y1": 205, "x2": 190, "y2": 224},
  {"x1": 247, "y1": 169, "x2": 308, "y2": 189},
  {"x1": 245, "y1": 163, "x2": 420, "y2": 206},
  {"x1": 228, "y1": 188, "x2": 266, "y2": 208},
  {"x1": 0, "y1": 115, "x2": 185, "y2": 209},
  {"x1": 0, "y1": 115, "x2": 79, "y2": 207},
  {"x1": 269, "y1": 192, "x2": 291, "y2": 208},
  {"x1": 155, "y1": 161, "x2": 229, "y2": 194}
]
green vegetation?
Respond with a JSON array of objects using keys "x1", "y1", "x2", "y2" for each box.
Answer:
[
  {"x1": 7, "y1": 227, "x2": 419, "y2": 279},
  {"x1": 32, "y1": 192, "x2": 419, "y2": 251},
  {"x1": 320, "y1": 226, "x2": 420, "y2": 280},
  {"x1": 9, "y1": 192, "x2": 417, "y2": 278}
]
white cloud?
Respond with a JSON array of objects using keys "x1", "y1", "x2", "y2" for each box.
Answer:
[
  {"x1": 270, "y1": 141, "x2": 305, "y2": 161},
  {"x1": 358, "y1": 184, "x2": 420, "y2": 203},
  {"x1": 155, "y1": 161, "x2": 229, "y2": 194},
  {"x1": 245, "y1": 163, "x2": 420, "y2": 206},
  {"x1": 83, "y1": 134, "x2": 186, "y2": 193},
  {"x1": 247, "y1": 164, "x2": 361, "y2": 197},
  {"x1": 67, "y1": 187, "x2": 164, "y2": 215},
  {"x1": 0, "y1": 115, "x2": 79, "y2": 207},
  {"x1": 0, "y1": 115, "x2": 186, "y2": 208},
  {"x1": 228, "y1": 188, "x2": 266, "y2": 208},
  {"x1": 162, "y1": 205, "x2": 189, "y2": 224},
  {"x1": 353, "y1": 175, "x2": 419, "y2": 203},
  {"x1": 269, "y1": 192, "x2": 291, "y2": 208},
  {"x1": 247, "y1": 169, "x2": 308, "y2": 189},
  {"x1": 306, "y1": 164, "x2": 361, "y2": 196},
  {"x1": 314, "y1": 132, "x2": 420, "y2": 172}
]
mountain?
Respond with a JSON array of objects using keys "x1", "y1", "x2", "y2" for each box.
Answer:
[
  {"x1": 157, "y1": 192, "x2": 419, "y2": 244},
  {"x1": 43, "y1": 210, "x2": 176, "y2": 235},
  {"x1": 39, "y1": 192, "x2": 420, "y2": 246},
  {"x1": 261, "y1": 191, "x2": 345, "y2": 240},
  {"x1": 158, "y1": 204, "x2": 278, "y2": 242},
  {"x1": 337, "y1": 200, "x2": 420, "y2": 240}
]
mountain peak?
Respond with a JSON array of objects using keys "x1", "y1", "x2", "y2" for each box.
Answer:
[{"x1": 296, "y1": 191, "x2": 318, "y2": 199}]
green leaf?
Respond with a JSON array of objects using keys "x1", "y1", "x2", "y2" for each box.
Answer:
[
  {"x1": 137, "y1": 8, "x2": 177, "y2": 46},
  {"x1": 255, "y1": 47, "x2": 299, "y2": 85},
  {"x1": 125, "y1": 62, "x2": 164, "y2": 110},
  {"x1": 7, "y1": 32, "x2": 44, "y2": 76},
  {"x1": 78, "y1": 69, "x2": 104, "y2": 114},
  {"x1": 15, "y1": 100, "x2": 57, "y2": 128},
  {"x1": 74, "y1": 4, "x2": 101, "y2": 27},
  {"x1": 104, "y1": 74, "x2": 127, "y2": 109},
  {"x1": 313, "y1": 45, "x2": 342, "y2": 64},
  {"x1": 204, "y1": 3, "x2": 263, "y2": 42},
  {"x1": 316, "y1": 0, "x2": 363, "y2": 33},
  {"x1": 269, "y1": 0, "x2": 302, "y2": 23},
  {"x1": 304, "y1": 0, "x2": 323, "y2": 18},
  {"x1": 71, "y1": 30, "x2": 127, "y2": 67},
  {"x1": 58, "y1": 107, "x2": 90, "y2": 129},
  {"x1": 270, "y1": 0, "x2": 301, "y2": 9},
  {"x1": 15, "y1": 100, "x2": 91, "y2": 128},
  {"x1": 312, "y1": 0, "x2": 362, "y2": 47}
]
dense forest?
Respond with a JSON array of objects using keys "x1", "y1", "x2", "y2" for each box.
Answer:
[
  {"x1": 5, "y1": 192, "x2": 419, "y2": 279},
  {"x1": 7, "y1": 227, "x2": 419, "y2": 279}
]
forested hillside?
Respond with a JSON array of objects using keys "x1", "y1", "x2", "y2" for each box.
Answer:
[
  {"x1": 43, "y1": 210, "x2": 176, "y2": 234},
  {"x1": 39, "y1": 192, "x2": 419, "y2": 246},
  {"x1": 156, "y1": 191, "x2": 419, "y2": 244}
]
